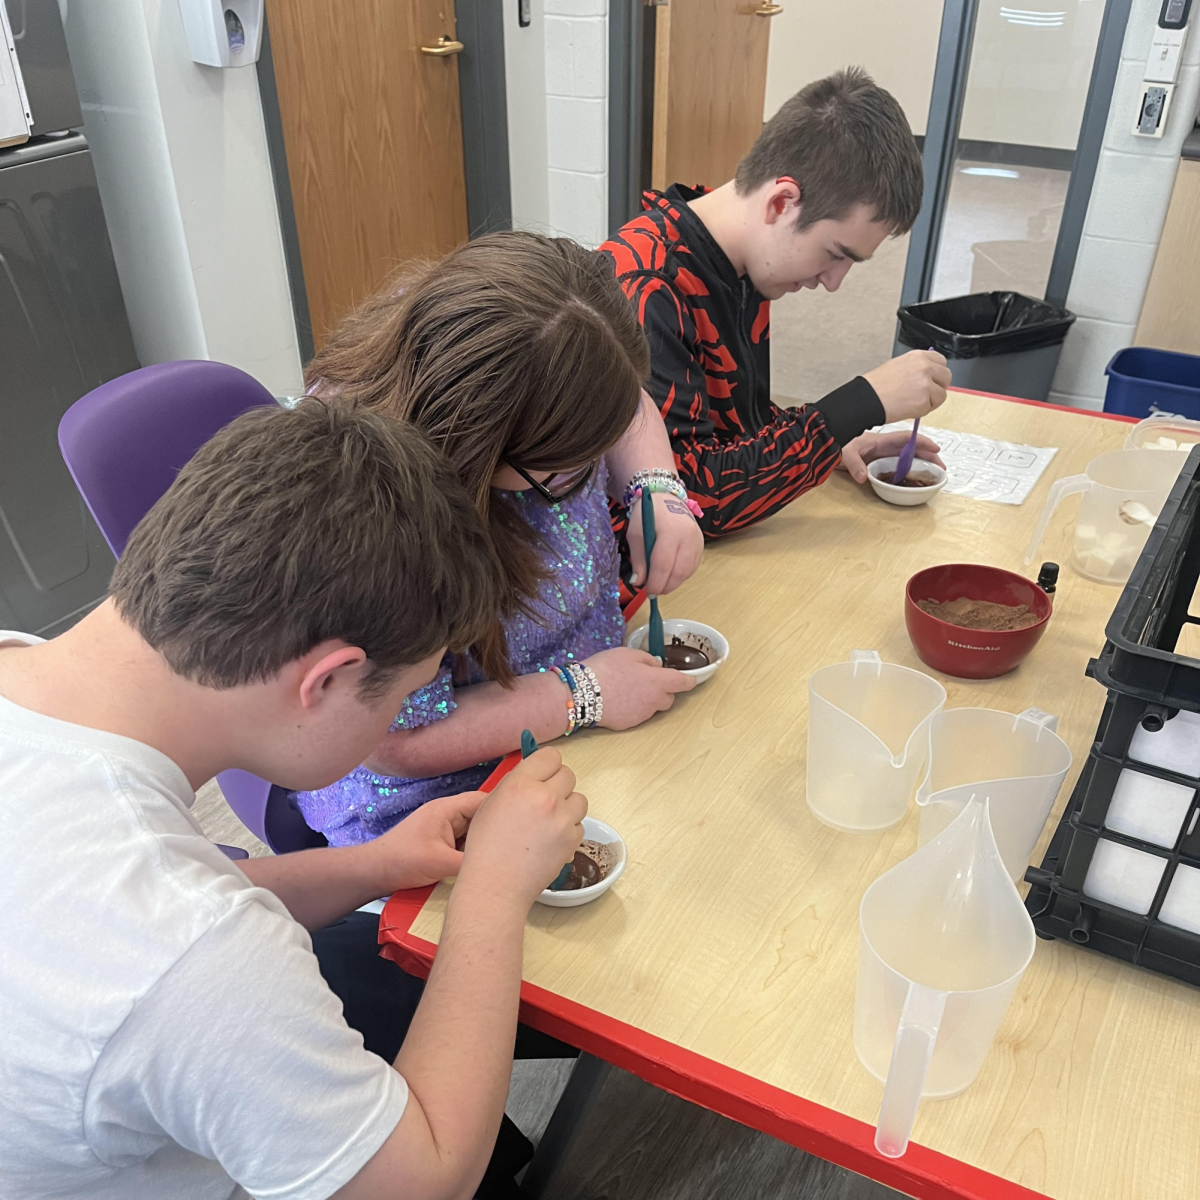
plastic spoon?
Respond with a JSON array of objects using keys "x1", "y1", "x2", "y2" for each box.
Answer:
[
  {"x1": 522, "y1": 728, "x2": 574, "y2": 892},
  {"x1": 892, "y1": 418, "x2": 921, "y2": 485},
  {"x1": 893, "y1": 346, "x2": 935, "y2": 485},
  {"x1": 640, "y1": 487, "x2": 665, "y2": 660}
]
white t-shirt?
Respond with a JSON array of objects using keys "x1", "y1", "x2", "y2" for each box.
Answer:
[{"x1": 0, "y1": 633, "x2": 408, "y2": 1200}]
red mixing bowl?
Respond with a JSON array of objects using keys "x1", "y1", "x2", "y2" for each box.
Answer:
[{"x1": 905, "y1": 563, "x2": 1053, "y2": 679}]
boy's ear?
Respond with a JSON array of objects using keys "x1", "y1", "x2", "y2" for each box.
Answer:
[
  {"x1": 764, "y1": 176, "x2": 802, "y2": 225},
  {"x1": 297, "y1": 644, "x2": 369, "y2": 709}
]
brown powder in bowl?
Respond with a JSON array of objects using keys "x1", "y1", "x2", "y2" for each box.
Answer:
[{"x1": 917, "y1": 596, "x2": 1042, "y2": 632}]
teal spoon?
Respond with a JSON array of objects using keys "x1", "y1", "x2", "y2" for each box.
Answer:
[
  {"x1": 523, "y1": 728, "x2": 574, "y2": 892},
  {"x1": 640, "y1": 488, "x2": 665, "y2": 660}
]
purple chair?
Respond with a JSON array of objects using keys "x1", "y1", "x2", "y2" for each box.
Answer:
[{"x1": 58, "y1": 361, "x2": 327, "y2": 854}]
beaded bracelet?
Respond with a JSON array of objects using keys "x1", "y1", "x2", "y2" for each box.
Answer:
[
  {"x1": 547, "y1": 665, "x2": 578, "y2": 736},
  {"x1": 622, "y1": 469, "x2": 703, "y2": 520},
  {"x1": 571, "y1": 662, "x2": 603, "y2": 727}
]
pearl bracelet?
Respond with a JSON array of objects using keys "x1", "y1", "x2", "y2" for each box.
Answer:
[{"x1": 622, "y1": 469, "x2": 703, "y2": 520}]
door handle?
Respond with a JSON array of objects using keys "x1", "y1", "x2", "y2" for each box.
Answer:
[
  {"x1": 420, "y1": 36, "x2": 464, "y2": 55},
  {"x1": 754, "y1": 3, "x2": 784, "y2": 14}
]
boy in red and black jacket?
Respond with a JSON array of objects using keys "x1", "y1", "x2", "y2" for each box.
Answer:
[{"x1": 600, "y1": 68, "x2": 951, "y2": 539}]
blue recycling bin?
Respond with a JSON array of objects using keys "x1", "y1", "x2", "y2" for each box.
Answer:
[{"x1": 1103, "y1": 347, "x2": 1200, "y2": 419}]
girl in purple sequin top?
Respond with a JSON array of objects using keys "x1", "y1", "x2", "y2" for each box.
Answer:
[{"x1": 293, "y1": 234, "x2": 704, "y2": 847}]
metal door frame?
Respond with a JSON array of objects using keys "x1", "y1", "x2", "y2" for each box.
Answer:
[
  {"x1": 899, "y1": 0, "x2": 1134, "y2": 318},
  {"x1": 609, "y1": 0, "x2": 657, "y2": 234},
  {"x1": 256, "y1": 4, "x2": 512, "y2": 366}
]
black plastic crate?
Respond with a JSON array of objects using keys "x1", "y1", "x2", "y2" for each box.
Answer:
[{"x1": 1025, "y1": 447, "x2": 1200, "y2": 987}]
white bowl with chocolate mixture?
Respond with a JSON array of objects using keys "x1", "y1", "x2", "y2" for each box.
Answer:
[
  {"x1": 866, "y1": 456, "x2": 947, "y2": 507},
  {"x1": 536, "y1": 817, "x2": 627, "y2": 908},
  {"x1": 625, "y1": 618, "x2": 729, "y2": 684}
]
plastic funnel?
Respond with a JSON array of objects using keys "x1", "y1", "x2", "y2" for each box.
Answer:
[
  {"x1": 807, "y1": 650, "x2": 946, "y2": 832},
  {"x1": 855, "y1": 797, "x2": 1036, "y2": 1158},
  {"x1": 916, "y1": 707, "x2": 1073, "y2": 881}
]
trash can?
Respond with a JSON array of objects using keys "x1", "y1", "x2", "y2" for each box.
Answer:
[
  {"x1": 1103, "y1": 347, "x2": 1200, "y2": 420},
  {"x1": 897, "y1": 291, "x2": 1075, "y2": 403}
]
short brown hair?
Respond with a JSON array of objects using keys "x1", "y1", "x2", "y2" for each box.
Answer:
[
  {"x1": 110, "y1": 401, "x2": 500, "y2": 697},
  {"x1": 735, "y1": 67, "x2": 923, "y2": 234},
  {"x1": 308, "y1": 231, "x2": 649, "y2": 684}
]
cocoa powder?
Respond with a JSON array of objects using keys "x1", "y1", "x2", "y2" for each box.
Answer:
[{"x1": 917, "y1": 596, "x2": 1041, "y2": 632}]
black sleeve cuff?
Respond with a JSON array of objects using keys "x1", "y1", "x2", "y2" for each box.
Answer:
[{"x1": 810, "y1": 376, "x2": 886, "y2": 447}]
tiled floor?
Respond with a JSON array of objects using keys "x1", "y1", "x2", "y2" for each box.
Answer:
[{"x1": 769, "y1": 160, "x2": 1071, "y2": 407}]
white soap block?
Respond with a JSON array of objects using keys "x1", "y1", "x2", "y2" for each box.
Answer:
[
  {"x1": 1076, "y1": 524, "x2": 1098, "y2": 549},
  {"x1": 1158, "y1": 864, "x2": 1200, "y2": 935},
  {"x1": 1129, "y1": 708, "x2": 1200, "y2": 778},
  {"x1": 1104, "y1": 768, "x2": 1195, "y2": 848},
  {"x1": 1083, "y1": 839, "x2": 1167, "y2": 914}
]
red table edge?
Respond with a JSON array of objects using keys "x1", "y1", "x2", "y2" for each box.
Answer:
[{"x1": 378, "y1": 755, "x2": 1050, "y2": 1200}]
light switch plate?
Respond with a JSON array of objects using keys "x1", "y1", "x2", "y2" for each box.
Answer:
[
  {"x1": 1146, "y1": 27, "x2": 1186, "y2": 83},
  {"x1": 1133, "y1": 82, "x2": 1174, "y2": 136}
]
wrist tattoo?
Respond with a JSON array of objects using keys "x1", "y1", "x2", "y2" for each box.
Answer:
[{"x1": 664, "y1": 500, "x2": 691, "y2": 516}]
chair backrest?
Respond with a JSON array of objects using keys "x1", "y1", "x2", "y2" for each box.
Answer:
[
  {"x1": 57, "y1": 361, "x2": 325, "y2": 854},
  {"x1": 57, "y1": 360, "x2": 276, "y2": 557}
]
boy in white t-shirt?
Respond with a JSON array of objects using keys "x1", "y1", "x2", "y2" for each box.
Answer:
[{"x1": 0, "y1": 401, "x2": 587, "y2": 1200}]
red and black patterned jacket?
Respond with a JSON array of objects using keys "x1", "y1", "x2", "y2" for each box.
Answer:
[{"x1": 599, "y1": 185, "x2": 886, "y2": 538}]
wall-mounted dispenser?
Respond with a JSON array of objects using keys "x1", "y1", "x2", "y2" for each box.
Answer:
[
  {"x1": 178, "y1": 0, "x2": 264, "y2": 68},
  {"x1": 0, "y1": 0, "x2": 32, "y2": 146}
]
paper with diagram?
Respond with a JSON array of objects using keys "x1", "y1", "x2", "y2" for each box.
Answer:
[{"x1": 874, "y1": 423, "x2": 1058, "y2": 505}]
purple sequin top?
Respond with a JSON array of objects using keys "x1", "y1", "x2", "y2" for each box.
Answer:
[{"x1": 292, "y1": 464, "x2": 624, "y2": 846}]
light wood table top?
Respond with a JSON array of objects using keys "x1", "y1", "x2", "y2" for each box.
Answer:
[{"x1": 410, "y1": 394, "x2": 1200, "y2": 1200}]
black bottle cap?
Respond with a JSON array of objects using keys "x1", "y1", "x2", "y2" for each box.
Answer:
[{"x1": 1037, "y1": 562, "x2": 1059, "y2": 593}]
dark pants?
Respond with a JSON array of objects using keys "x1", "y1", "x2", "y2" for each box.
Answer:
[{"x1": 312, "y1": 911, "x2": 577, "y2": 1198}]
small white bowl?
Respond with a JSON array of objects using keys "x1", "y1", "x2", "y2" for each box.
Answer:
[
  {"x1": 625, "y1": 618, "x2": 729, "y2": 684},
  {"x1": 866, "y1": 456, "x2": 948, "y2": 507},
  {"x1": 536, "y1": 817, "x2": 626, "y2": 908}
]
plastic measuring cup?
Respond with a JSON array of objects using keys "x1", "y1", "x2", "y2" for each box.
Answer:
[
  {"x1": 856, "y1": 798, "x2": 1036, "y2": 1158},
  {"x1": 916, "y1": 707, "x2": 1073, "y2": 882},
  {"x1": 1024, "y1": 448, "x2": 1188, "y2": 584},
  {"x1": 806, "y1": 650, "x2": 946, "y2": 832}
]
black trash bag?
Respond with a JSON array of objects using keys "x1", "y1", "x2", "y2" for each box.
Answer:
[{"x1": 897, "y1": 291, "x2": 1076, "y2": 360}]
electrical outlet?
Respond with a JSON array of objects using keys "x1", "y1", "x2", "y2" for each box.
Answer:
[{"x1": 1133, "y1": 82, "x2": 1174, "y2": 136}]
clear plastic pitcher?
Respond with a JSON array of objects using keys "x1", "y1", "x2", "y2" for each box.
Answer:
[
  {"x1": 807, "y1": 650, "x2": 946, "y2": 832},
  {"x1": 1024, "y1": 448, "x2": 1189, "y2": 584},
  {"x1": 856, "y1": 798, "x2": 1036, "y2": 1158},
  {"x1": 916, "y1": 707, "x2": 1073, "y2": 882}
]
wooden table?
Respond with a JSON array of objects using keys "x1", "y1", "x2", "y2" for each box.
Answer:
[{"x1": 381, "y1": 393, "x2": 1200, "y2": 1200}]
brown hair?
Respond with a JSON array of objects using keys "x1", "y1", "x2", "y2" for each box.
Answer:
[
  {"x1": 306, "y1": 231, "x2": 649, "y2": 684},
  {"x1": 110, "y1": 401, "x2": 500, "y2": 698},
  {"x1": 735, "y1": 67, "x2": 923, "y2": 234}
]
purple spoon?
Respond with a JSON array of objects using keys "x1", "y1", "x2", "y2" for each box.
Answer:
[
  {"x1": 892, "y1": 418, "x2": 921, "y2": 485},
  {"x1": 892, "y1": 347, "x2": 935, "y2": 485}
]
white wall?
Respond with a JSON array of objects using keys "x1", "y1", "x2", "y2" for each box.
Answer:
[
  {"x1": 763, "y1": 0, "x2": 1104, "y2": 152},
  {"x1": 504, "y1": 0, "x2": 609, "y2": 248},
  {"x1": 62, "y1": 0, "x2": 302, "y2": 395},
  {"x1": 1050, "y1": 2, "x2": 1200, "y2": 410},
  {"x1": 503, "y1": 0, "x2": 551, "y2": 232},
  {"x1": 763, "y1": 1, "x2": 942, "y2": 136}
]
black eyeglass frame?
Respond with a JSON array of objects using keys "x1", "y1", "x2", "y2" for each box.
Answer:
[{"x1": 505, "y1": 460, "x2": 597, "y2": 504}]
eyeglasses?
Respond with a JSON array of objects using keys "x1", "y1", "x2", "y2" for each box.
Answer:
[{"x1": 506, "y1": 460, "x2": 596, "y2": 504}]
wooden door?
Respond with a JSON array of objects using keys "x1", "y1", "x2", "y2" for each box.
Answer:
[
  {"x1": 652, "y1": 0, "x2": 775, "y2": 191},
  {"x1": 265, "y1": 0, "x2": 470, "y2": 348}
]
